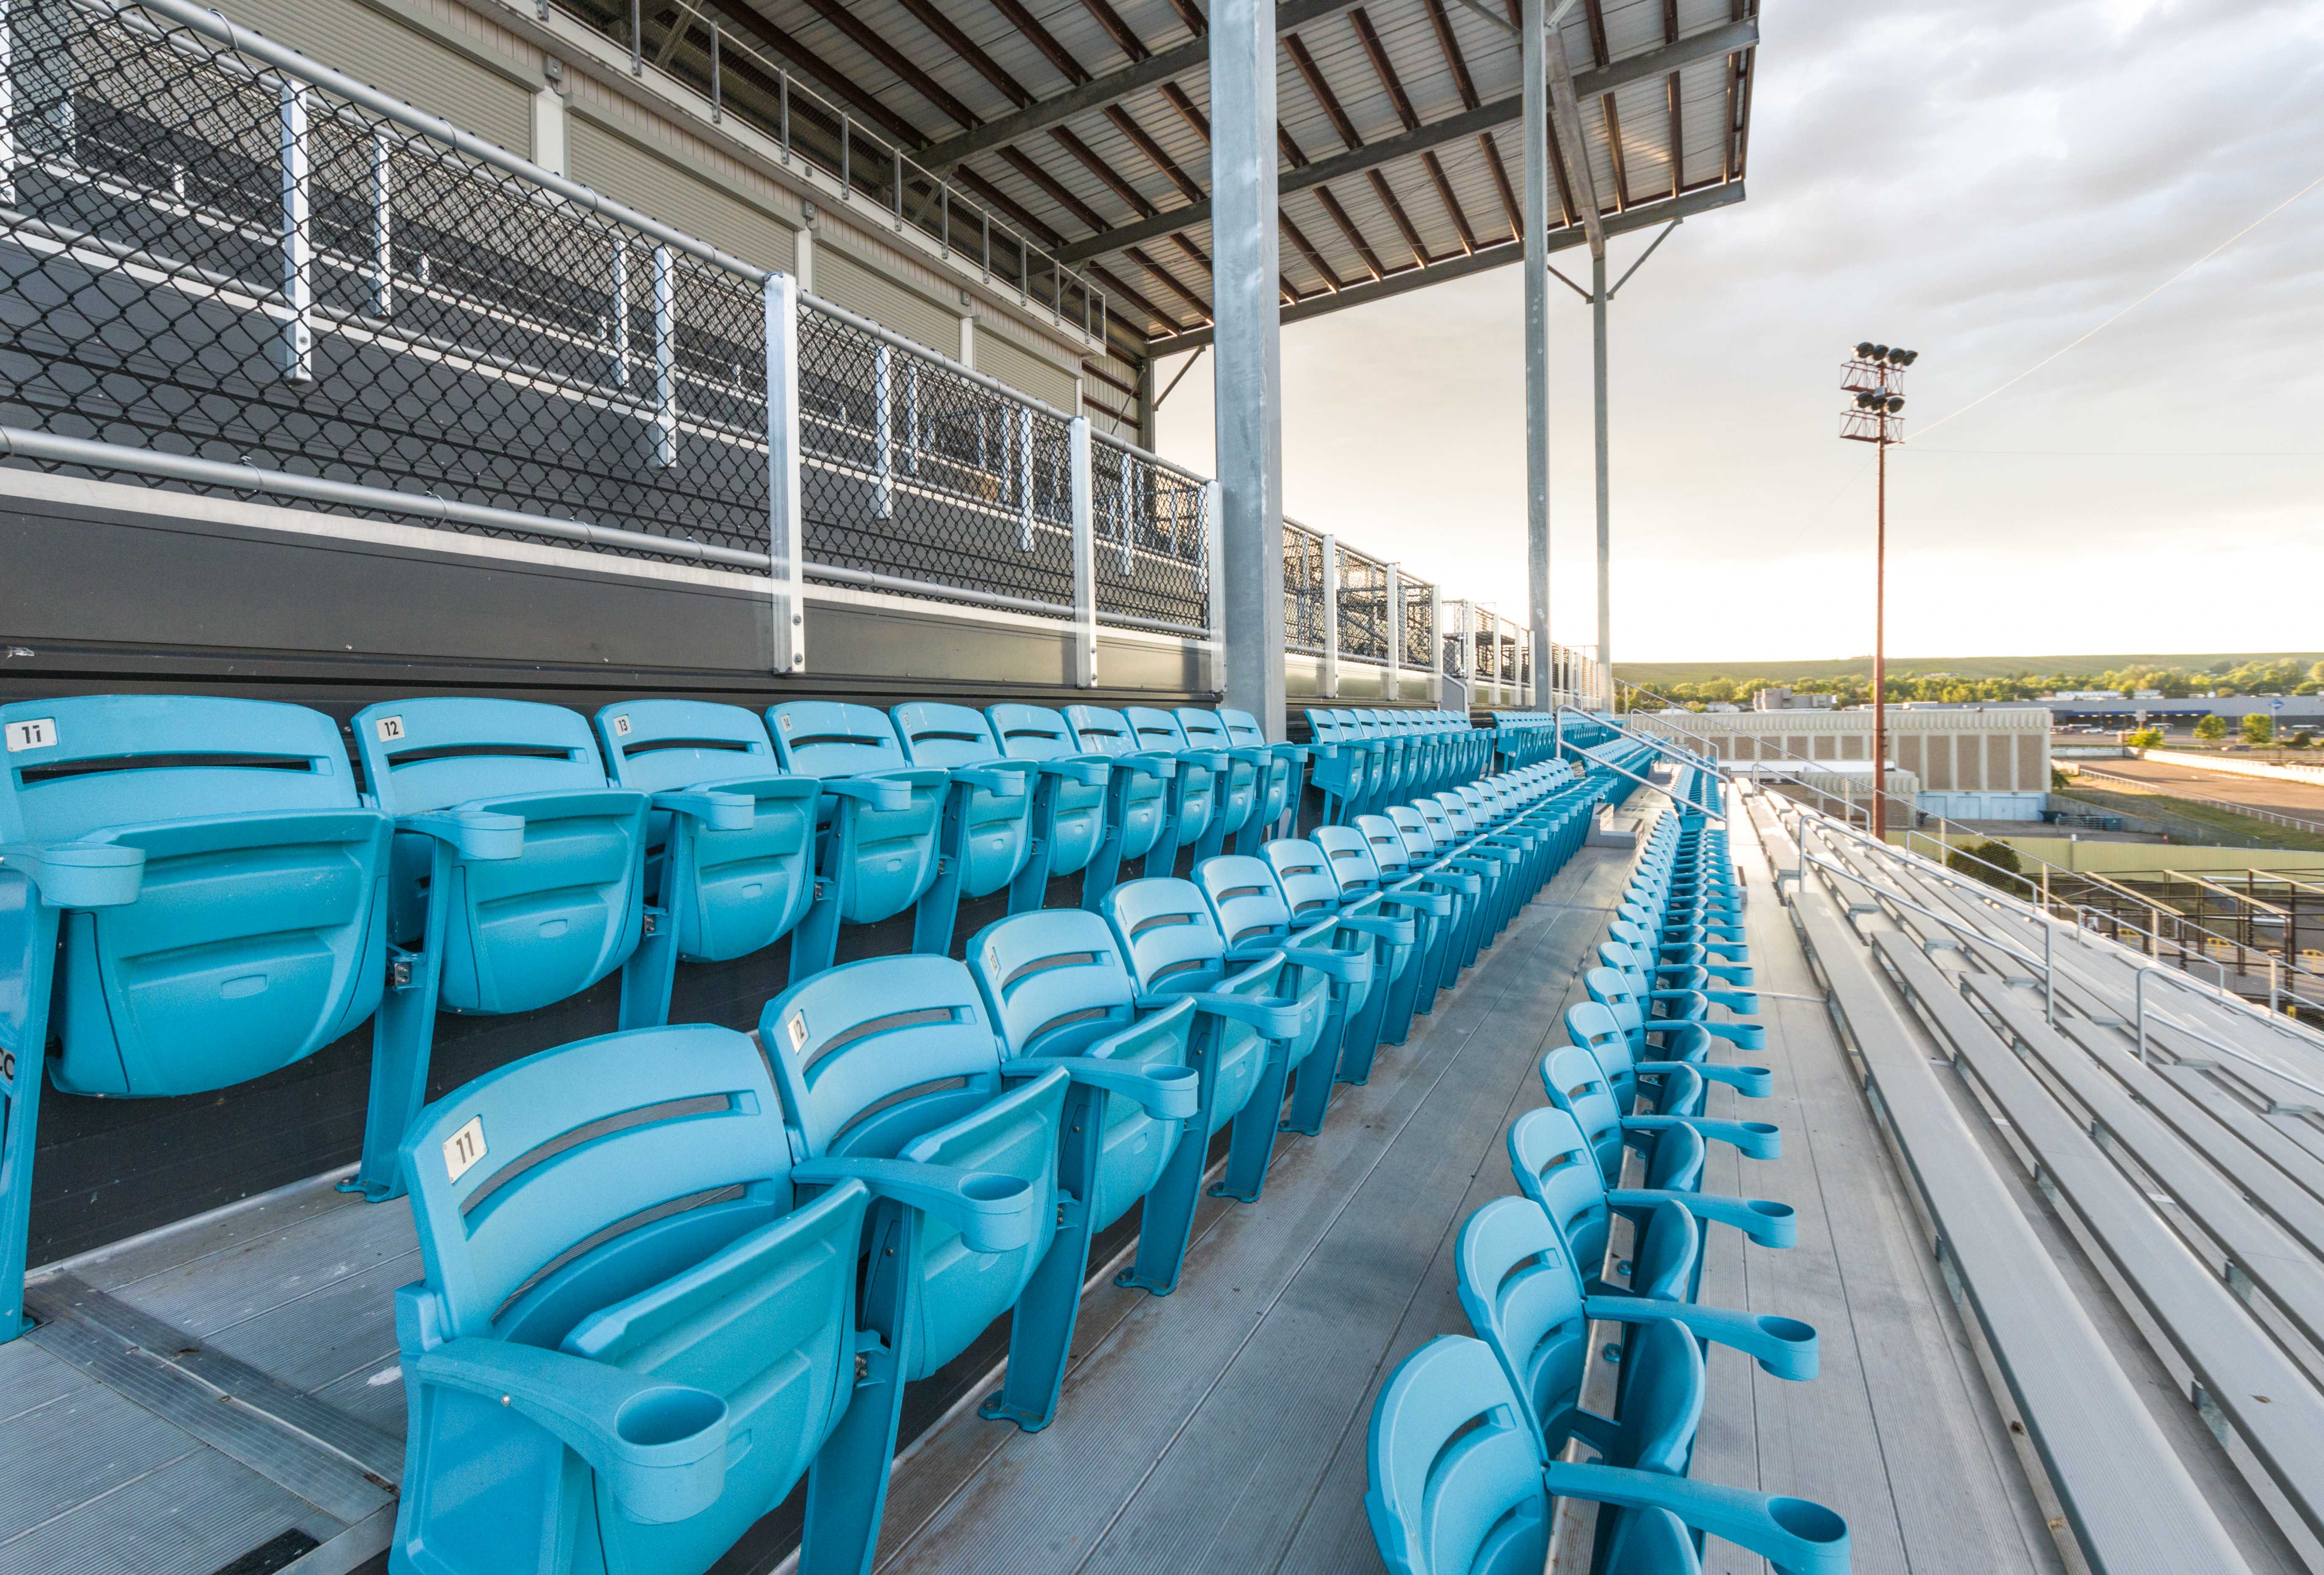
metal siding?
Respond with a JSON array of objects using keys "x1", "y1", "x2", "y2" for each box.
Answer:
[
  {"x1": 216, "y1": 0, "x2": 531, "y2": 155},
  {"x1": 974, "y1": 328, "x2": 1080, "y2": 413},
  {"x1": 814, "y1": 248, "x2": 962, "y2": 355},
  {"x1": 566, "y1": 118, "x2": 795, "y2": 273}
]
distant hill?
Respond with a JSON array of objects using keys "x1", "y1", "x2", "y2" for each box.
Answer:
[{"x1": 1613, "y1": 653, "x2": 2324, "y2": 686}]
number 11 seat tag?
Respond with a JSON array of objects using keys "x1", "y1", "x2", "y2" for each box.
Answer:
[{"x1": 443, "y1": 1115, "x2": 486, "y2": 1182}]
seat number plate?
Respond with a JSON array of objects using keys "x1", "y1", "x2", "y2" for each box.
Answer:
[
  {"x1": 375, "y1": 715, "x2": 406, "y2": 742},
  {"x1": 5, "y1": 718, "x2": 56, "y2": 752},
  {"x1": 443, "y1": 1116, "x2": 486, "y2": 1182}
]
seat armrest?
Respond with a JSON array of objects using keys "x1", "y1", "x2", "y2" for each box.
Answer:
[
  {"x1": 402, "y1": 808, "x2": 525, "y2": 859},
  {"x1": 817, "y1": 776, "x2": 914, "y2": 811},
  {"x1": 1281, "y1": 944, "x2": 1371, "y2": 986},
  {"x1": 1635, "y1": 1060, "x2": 1773, "y2": 1098},
  {"x1": 1583, "y1": 1295, "x2": 1818, "y2": 1380},
  {"x1": 0, "y1": 841, "x2": 146, "y2": 907},
  {"x1": 1620, "y1": 1114, "x2": 1782, "y2": 1161},
  {"x1": 650, "y1": 788, "x2": 757, "y2": 832},
  {"x1": 1377, "y1": 887, "x2": 1453, "y2": 918},
  {"x1": 1003, "y1": 1056, "x2": 1199, "y2": 1120},
  {"x1": 412, "y1": 1337, "x2": 727, "y2": 1525},
  {"x1": 1541, "y1": 1461, "x2": 1849, "y2": 1575},
  {"x1": 1033, "y1": 757, "x2": 1109, "y2": 787},
  {"x1": 949, "y1": 764, "x2": 1034, "y2": 794},
  {"x1": 1120, "y1": 751, "x2": 1179, "y2": 781},
  {"x1": 1607, "y1": 1187, "x2": 1797, "y2": 1247},
  {"x1": 1333, "y1": 913, "x2": 1415, "y2": 946},
  {"x1": 1173, "y1": 991, "x2": 1305, "y2": 1039},
  {"x1": 790, "y1": 1156, "x2": 1037, "y2": 1253}
]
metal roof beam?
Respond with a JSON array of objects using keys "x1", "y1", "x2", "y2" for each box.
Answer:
[
  {"x1": 920, "y1": 0, "x2": 1376, "y2": 170},
  {"x1": 1542, "y1": 25, "x2": 1605, "y2": 255},
  {"x1": 1149, "y1": 180, "x2": 1740, "y2": 347},
  {"x1": 1051, "y1": 20, "x2": 1752, "y2": 262}
]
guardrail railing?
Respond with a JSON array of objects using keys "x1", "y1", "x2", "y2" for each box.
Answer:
[{"x1": 0, "y1": 0, "x2": 1537, "y2": 692}]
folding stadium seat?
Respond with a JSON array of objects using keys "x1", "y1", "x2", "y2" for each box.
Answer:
[
  {"x1": 1121, "y1": 705, "x2": 1243, "y2": 862},
  {"x1": 889, "y1": 703, "x2": 1038, "y2": 954},
  {"x1": 1455, "y1": 1197, "x2": 1816, "y2": 1465},
  {"x1": 1507, "y1": 1106, "x2": 1796, "y2": 1299},
  {"x1": 1195, "y1": 855, "x2": 1374, "y2": 1133},
  {"x1": 1318, "y1": 821, "x2": 1474, "y2": 1031},
  {"x1": 1373, "y1": 810, "x2": 1508, "y2": 981},
  {"x1": 350, "y1": 697, "x2": 651, "y2": 1200},
  {"x1": 1365, "y1": 1336, "x2": 1850, "y2": 1575},
  {"x1": 1597, "y1": 941, "x2": 1762, "y2": 1026},
  {"x1": 1216, "y1": 708, "x2": 1309, "y2": 848},
  {"x1": 390, "y1": 1021, "x2": 1037, "y2": 1575},
  {"x1": 1267, "y1": 835, "x2": 1437, "y2": 1063},
  {"x1": 1102, "y1": 877, "x2": 1322, "y2": 1218},
  {"x1": 1565, "y1": 1002, "x2": 1771, "y2": 1116},
  {"x1": 1057, "y1": 705, "x2": 1187, "y2": 892},
  {"x1": 1608, "y1": 914, "x2": 1751, "y2": 987},
  {"x1": 961, "y1": 910, "x2": 1205, "y2": 1419},
  {"x1": 1303, "y1": 708, "x2": 1380, "y2": 824},
  {"x1": 0, "y1": 695, "x2": 391, "y2": 1339},
  {"x1": 1584, "y1": 964, "x2": 1767, "y2": 1056},
  {"x1": 982, "y1": 704, "x2": 1117, "y2": 908},
  {"x1": 1538, "y1": 1043, "x2": 1779, "y2": 1188},
  {"x1": 593, "y1": 700, "x2": 818, "y2": 1029},
  {"x1": 764, "y1": 702, "x2": 947, "y2": 980},
  {"x1": 755, "y1": 957, "x2": 1082, "y2": 1563},
  {"x1": 1172, "y1": 709, "x2": 1274, "y2": 857}
]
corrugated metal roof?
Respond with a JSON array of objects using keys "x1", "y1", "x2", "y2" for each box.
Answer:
[{"x1": 700, "y1": 0, "x2": 1757, "y2": 343}]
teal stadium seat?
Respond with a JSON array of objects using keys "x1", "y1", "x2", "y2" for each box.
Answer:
[
  {"x1": 889, "y1": 702, "x2": 1037, "y2": 954},
  {"x1": 0, "y1": 694, "x2": 393, "y2": 1339}
]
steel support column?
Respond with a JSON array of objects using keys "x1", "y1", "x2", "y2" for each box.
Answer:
[
  {"x1": 1521, "y1": 0, "x2": 1552, "y2": 703},
  {"x1": 1592, "y1": 250, "x2": 1610, "y2": 697},
  {"x1": 1213, "y1": 0, "x2": 1287, "y2": 737}
]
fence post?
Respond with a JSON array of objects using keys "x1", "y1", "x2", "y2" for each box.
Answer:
[
  {"x1": 903, "y1": 358, "x2": 920, "y2": 477},
  {"x1": 1320, "y1": 533, "x2": 1340, "y2": 699},
  {"x1": 1070, "y1": 415, "x2": 1097, "y2": 689},
  {"x1": 277, "y1": 83, "x2": 312, "y2": 382},
  {"x1": 872, "y1": 341, "x2": 893, "y2": 516},
  {"x1": 1015, "y1": 405, "x2": 1033, "y2": 549},
  {"x1": 651, "y1": 246, "x2": 677, "y2": 467},
  {"x1": 1462, "y1": 602, "x2": 1476, "y2": 695},
  {"x1": 1385, "y1": 563, "x2": 1402, "y2": 703},
  {"x1": 1203, "y1": 479, "x2": 1222, "y2": 676},
  {"x1": 765, "y1": 272, "x2": 806, "y2": 674},
  {"x1": 1116, "y1": 444, "x2": 1135, "y2": 572},
  {"x1": 0, "y1": 2, "x2": 13, "y2": 207},
  {"x1": 609, "y1": 242, "x2": 630, "y2": 388},
  {"x1": 1428, "y1": 586, "x2": 1444, "y2": 703},
  {"x1": 369, "y1": 130, "x2": 393, "y2": 318}
]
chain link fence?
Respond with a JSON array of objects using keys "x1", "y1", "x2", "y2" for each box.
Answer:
[
  {"x1": 1336, "y1": 544, "x2": 1390, "y2": 664},
  {"x1": 1091, "y1": 433, "x2": 1208, "y2": 632},
  {"x1": 1401, "y1": 575, "x2": 1435, "y2": 671},
  {"x1": 1282, "y1": 519, "x2": 1327, "y2": 654}
]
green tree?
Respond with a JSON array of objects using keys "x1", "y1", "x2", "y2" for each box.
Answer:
[
  {"x1": 1946, "y1": 839, "x2": 2032, "y2": 900},
  {"x1": 2243, "y1": 712, "x2": 2275, "y2": 745},
  {"x1": 2194, "y1": 713, "x2": 2229, "y2": 742},
  {"x1": 2125, "y1": 728, "x2": 2162, "y2": 749}
]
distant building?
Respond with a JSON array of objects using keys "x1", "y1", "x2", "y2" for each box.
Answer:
[
  {"x1": 1751, "y1": 686, "x2": 1836, "y2": 711},
  {"x1": 2039, "y1": 689, "x2": 2124, "y2": 702},
  {"x1": 1635, "y1": 705, "x2": 2052, "y2": 821}
]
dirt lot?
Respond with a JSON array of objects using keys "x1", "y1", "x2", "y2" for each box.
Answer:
[{"x1": 2074, "y1": 756, "x2": 2324, "y2": 826}]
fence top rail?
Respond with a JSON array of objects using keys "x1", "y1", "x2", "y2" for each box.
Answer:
[
  {"x1": 1088, "y1": 427, "x2": 1210, "y2": 487},
  {"x1": 126, "y1": 0, "x2": 771, "y2": 284}
]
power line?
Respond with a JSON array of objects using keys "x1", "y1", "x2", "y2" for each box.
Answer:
[{"x1": 1916, "y1": 171, "x2": 2324, "y2": 440}]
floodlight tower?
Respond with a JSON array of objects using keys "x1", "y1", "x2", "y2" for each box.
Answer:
[{"x1": 1839, "y1": 343, "x2": 1915, "y2": 839}]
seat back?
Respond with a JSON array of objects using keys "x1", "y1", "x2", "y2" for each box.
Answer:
[
  {"x1": 354, "y1": 697, "x2": 648, "y2": 1016},
  {"x1": 1102, "y1": 877, "x2": 1287, "y2": 1125},
  {"x1": 767, "y1": 702, "x2": 946, "y2": 925},
  {"x1": 595, "y1": 699, "x2": 818, "y2": 963},
  {"x1": 0, "y1": 694, "x2": 391, "y2": 1096},
  {"x1": 1264, "y1": 837, "x2": 1346, "y2": 922},
  {"x1": 1566, "y1": 1000, "x2": 1637, "y2": 1109},
  {"x1": 1123, "y1": 705, "x2": 1216, "y2": 848},
  {"x1": 759, "y1": 956, "x2": 1064, "y2": 1372},
  {"x1": 1454, "y1": 1197, "x2": 1592, "y2": 1456},
  {"x1": 1310, "y1": 824, "x2": 1385, "y2": 896},
  {"x1": 1064, "y1": 705, "x2": 1170, "y2": 860},
  {"x1": 1195, "y1": 854, "x2": 1293, "y2": 954},
  {"x1": 967, "y1": 908, "x2": 1137, "y2": 1057},
  {"x1": 985, "y1": 703, "x2": 1110, "y2": 876},
  {"x1": 396, "y1": 1024, "x2": 863, "y2": 1575},
  {"x1": 1506, "y1": 1107, "x2": 1610, "y2": 1283},
  {"x1": 1217, "y1": 708, "x2": 1295, "y2": 828},
  {"x1": 1174, "y1": 708, "x2": 1258, "y2": 835},
  {"x1": 1353, "y1": 814, "x2": 1414, "y2": 881},
  {"x1": 1538, "y1": 1043, "x2": 1626, "y2": 1182},
  {"x1": 893, "y1": 702, "x2": 1035, "y2": 900},
  {"x1": 1365, "y1": 1335, "x2": 1550, "y2": 1575}
]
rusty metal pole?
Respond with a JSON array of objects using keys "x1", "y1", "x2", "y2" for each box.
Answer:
[{"x1": 1872, "y1": 426, "x2": 1888, "y2": 843}]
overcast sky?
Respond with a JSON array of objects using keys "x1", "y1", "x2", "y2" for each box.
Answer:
[{"x1": 1153, "y1": 0, "x2": 2324, "y2": 665}]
